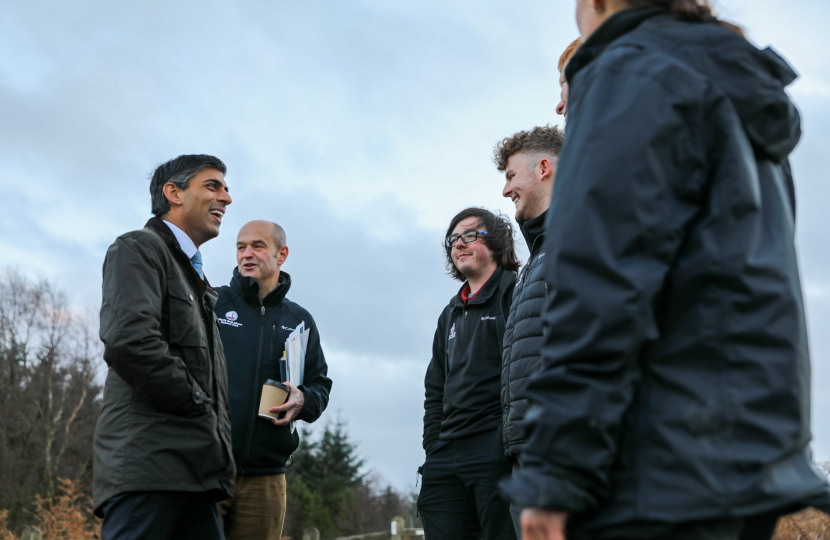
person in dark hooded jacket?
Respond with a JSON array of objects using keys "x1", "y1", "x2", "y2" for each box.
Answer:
[
  {"x1": 501, "y1": 1, "x2": 830, "y2": 539},
  {"x1": 215, "y1": 220, "x2": 332, "y2": 540}
]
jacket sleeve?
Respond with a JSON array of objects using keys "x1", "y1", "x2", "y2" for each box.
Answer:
[
  {"x1": 501, "y1": 56, "x2": 708, "y2": 512},
  {"x1": 423, "y1": 308, "x2": 448, "y2": 452},
  {"x1": 297, "y1": 320, "x2": 332, "y2": 423},
  {"x1": 99, "y1": 236, "x2": 209, "y2": 416}
]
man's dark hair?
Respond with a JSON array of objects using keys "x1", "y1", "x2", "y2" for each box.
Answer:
[
  {"x1": 493, "y1": 125, "x2": 565, "y2": 172},
  {"x1": 149, "y1": 154, "x2": 227, "y2": 217},
  {"x1": 444, "y1": 207, "x2": 520, "y2": 282}
]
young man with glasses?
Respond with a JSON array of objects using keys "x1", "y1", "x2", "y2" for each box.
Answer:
[{"x1": 418, "y1": 207, "x2": 520, "y2": 540}]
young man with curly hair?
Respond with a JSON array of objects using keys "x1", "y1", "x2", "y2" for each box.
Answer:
[{"x1": 494, "y1": 125, "x2": 565, "y2": 537}]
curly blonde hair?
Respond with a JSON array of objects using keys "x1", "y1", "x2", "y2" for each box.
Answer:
[{"x1": 493, "y1": 125, "x2": 565, "y2": 172}]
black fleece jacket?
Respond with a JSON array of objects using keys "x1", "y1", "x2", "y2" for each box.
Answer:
[
  {"x1": 423, "y1": 266, "x2": 516, "y2": 452},
  {"x1": 215, "y1": 269, "x2": 332, "y2": 475}
]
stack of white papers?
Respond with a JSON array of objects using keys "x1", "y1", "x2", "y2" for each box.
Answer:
[
  {"x1": 285, "y1": 322, "x2": 309, "y2": 433},
  {"x1": 285, "y1": 321, "x2": 309, "y2": 387}
]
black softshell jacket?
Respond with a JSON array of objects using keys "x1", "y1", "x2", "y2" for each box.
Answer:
[
  {"x1": 502, "y1": 211, "x2": 548, "y2": 459},
  {"x1": 501, "y1": 8, "x2": 830, "y2": 530},
  {"x1": 215, "y1": 269, "x2": 332, "y2": 475},
  {"x1": 423, "y1": 267, "x2": 516, "y2": 452}
]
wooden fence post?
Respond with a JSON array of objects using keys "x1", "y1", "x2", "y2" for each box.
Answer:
[
  {"x1": 20, "y1": 528, "x2": 42, "y2": 540},
  {"x1": 390, "y1": 516, "x2": 406, "y2": 540},
  {"x1": 302, "y1": 526, "x2": 320, "y2": 540}
]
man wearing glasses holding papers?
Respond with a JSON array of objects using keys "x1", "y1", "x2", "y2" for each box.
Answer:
[
  {"x1": 418, "y1": 207, "x2": 520, "y2": 540},
  {"x1": 215, "y1": 220, "x2": 332, "y2": 540}
]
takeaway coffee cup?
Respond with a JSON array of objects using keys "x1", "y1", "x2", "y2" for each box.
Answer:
[{"x1": 258, "y1": 379, "x2": 290, "y2": 420}]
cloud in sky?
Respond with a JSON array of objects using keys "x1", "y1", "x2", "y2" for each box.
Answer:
[{"x1": 3, "y1": 0, "x2": 830, "y2": 491}]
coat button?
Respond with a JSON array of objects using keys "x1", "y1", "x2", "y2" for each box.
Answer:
[
  {"x1": 195, "y1": 391, "x2": 201, "y2": 398},
  {"x1": 189, "y1": 294, "x2": 194, "y2": 301}
]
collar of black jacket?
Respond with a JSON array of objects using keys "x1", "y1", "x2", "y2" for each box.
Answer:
[
  {"x1": 565, "y1": 7, "x2": 664, "y2": 83},
  {"x1": 230, "y1": 267, "x2": 292, "y2": 307},
  {"x1": 450, "y1": 266, "x2": 505, "y2": 308},
  {"x1": 144, "y1": 217, "x2": 209, "y2": 293},
  {"x1": 518, "y1": 209, "x2": 547, "y2": 254}
]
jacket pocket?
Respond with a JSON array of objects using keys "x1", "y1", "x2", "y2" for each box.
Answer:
[
  {"x1": 167, "y1": 280, "x2": 205, "y2": 346},
  {"x1": 166, "y1": 279, "x2": 209, "y2": 387},
  {"x1": 261, "y1": 324, "x2": 283, "y2": 383}
]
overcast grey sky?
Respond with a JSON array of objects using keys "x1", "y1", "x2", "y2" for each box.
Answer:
[{"x1": 2, "y1": 0, "x2": 829, "y2": 492}]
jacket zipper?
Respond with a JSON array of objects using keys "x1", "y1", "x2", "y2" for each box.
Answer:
[
  {"x1": 271, "y1": 323, "x2": 279, "y2": 381},
  {"x1": 242, "y1": 305, "x2": 267, "y2": 471}
]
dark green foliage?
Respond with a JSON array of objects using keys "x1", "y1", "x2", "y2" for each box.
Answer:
[{"x1": 284, "y1": 418, "x2": 417, "y2": 539}]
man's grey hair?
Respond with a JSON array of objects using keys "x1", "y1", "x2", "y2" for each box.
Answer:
[
  {"x1": 270, "y1": 222, "x2": 287, "y2": 250},
  {"x1": 149, "y1": 154, "x2": 227, "y2": 218}
]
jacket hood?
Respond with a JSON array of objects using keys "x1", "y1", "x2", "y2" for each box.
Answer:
[
  {"x1": 230, "y1": 267, "x2": 292, "y2": 306},
  {"x1": 568, "y1": 8, "x2": 801, "y2": 162},
  {"x1": 676, "y1": 30, "x2": 800, "y2": 161}
]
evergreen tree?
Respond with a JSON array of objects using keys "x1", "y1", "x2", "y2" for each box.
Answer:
[{"x1": 284, "y1": 418, "x2": 418, "y2": 539}]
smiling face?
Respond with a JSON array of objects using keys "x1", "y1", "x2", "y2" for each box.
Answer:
[
  {"x1": 450, "y1": 217, "x2": 496, "y2": 281},
  {"x1": 237, "y1": 221, "x2": 288, "y2": 295},
  {"x1": 165, "y1": 168, "x2": 232, "y2": 247},
  {"x1": 503, "y1": 153, "x2": 555, "y2": 222}
]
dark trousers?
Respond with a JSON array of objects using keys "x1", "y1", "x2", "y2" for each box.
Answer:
[
  {"x1": 508, "y1": 463, "x2": 521, "y2": 538},
  {"x1": 100, "y1": 491, "x2": 224, "y2": 540},
  {"x1": 417, "y1": 430, "x2": 516, "y2": 540},
  {"x1": 570, "y1": 512, "x2": 779, "y2": 540}
]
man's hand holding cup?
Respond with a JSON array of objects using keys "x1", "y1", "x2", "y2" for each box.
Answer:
[{"x1": 269, "y1": 381, "x2": 305, "y2": 426}]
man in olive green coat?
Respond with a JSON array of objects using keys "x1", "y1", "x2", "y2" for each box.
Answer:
[{"x1": 94, "y1": 154, "x2": 236, "y2": 540}]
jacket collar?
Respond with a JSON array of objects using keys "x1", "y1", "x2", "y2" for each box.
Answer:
[
  {"x1": 518, "y1": 210, "x2": 547, "y2": 255},
  {"x1": 565, "y1": 7, "x2": 663, "y2": 83},
  {"x1": 145, "y1": 217, "x2": 209, "y2": 292},
  {"x1": 230, "y1": 267, "x2": 292, "y2": 307},
  {"x1": 450, "y1": 266, "x2": 504, "y2": 308}
]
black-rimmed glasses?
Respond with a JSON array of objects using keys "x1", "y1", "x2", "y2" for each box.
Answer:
[{"x1": 445, "y1": 230, "x2": 488, "y2": 248}]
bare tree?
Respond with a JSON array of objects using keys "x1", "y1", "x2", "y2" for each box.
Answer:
[{"x1": 0, "y1": 269, "x2": 102, "y2": 534}]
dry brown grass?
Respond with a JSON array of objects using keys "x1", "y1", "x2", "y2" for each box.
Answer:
[
  {"x1": 0, "y1": 509, "x2": 17, "y2": 540},
  {"x1": 31, "y1": 478, "x2": 100, "y2": 540},
  {"x1": 773, "y1": 508, "x2": 830, "y2": 540}
]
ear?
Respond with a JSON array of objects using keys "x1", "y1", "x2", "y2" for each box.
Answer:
[
  {"x1": 537, "y1": 158, "x2": 556, "y2": 182},
  {"x1": 162, "y1": 183, "x2": 184, "y2": 208},
  {"x1": 277, "y1": 245, "x2": 289, "y2": 266}
]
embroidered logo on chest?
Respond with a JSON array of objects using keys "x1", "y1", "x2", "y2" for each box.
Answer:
[{"x1": 218, "y1": 310, "x2": 243, "y2": 327}]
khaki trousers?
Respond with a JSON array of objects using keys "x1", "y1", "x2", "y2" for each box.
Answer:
[{"x1": 220, "y1": 474, "x2": 287, "y2": 540}]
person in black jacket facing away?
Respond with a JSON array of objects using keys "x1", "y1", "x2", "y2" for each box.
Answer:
[
  {"x1": 494, "y1": 125, "x2": 564, "y2": 537},
  {"x1": 419, "y1": 207, "x2": 520, "y2": 540},
  {"x1": 501, "y1": 1, "x2": 830, "y2": 540},
  {"x1": 215, "y1": 220, "x2": 332, "y2": 540}
]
